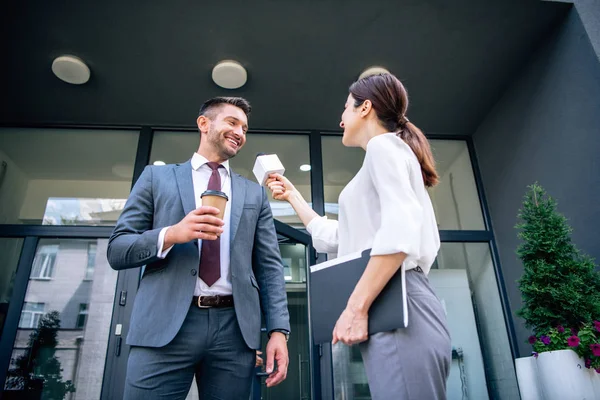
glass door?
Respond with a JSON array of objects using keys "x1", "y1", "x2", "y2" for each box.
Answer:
[
  {"x1": 2, "y1": 238, "x2": 118, "y2": 400},
  {"x1": 255, "y1": 240, "x2": 311, "y2": 400}
]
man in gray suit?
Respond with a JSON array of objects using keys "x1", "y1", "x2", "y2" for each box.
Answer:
[{"x1": 108, "y1": 97, "x2": 290, "y2": 399}]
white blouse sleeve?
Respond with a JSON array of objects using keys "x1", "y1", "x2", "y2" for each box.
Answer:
[
  {"x1": 365, "y1": 135, "x2": 423, "y2": 260},
  {"x1": 306, "y1": 216, "x2": 339, "y2": 254}
]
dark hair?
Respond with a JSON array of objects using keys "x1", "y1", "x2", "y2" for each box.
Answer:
[
  {"x1": 198, "y1": 96, "x2": 252, "y2": 119},
  {"x1": 349, "y1": 73, "x2": 439, "y2": 187}
]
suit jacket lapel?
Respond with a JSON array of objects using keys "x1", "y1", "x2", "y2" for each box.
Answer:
[
  {"x1": 175, "y1": 160, "x2": 196, "y2": 216},
  {"x1": 229, "y1": 171, "x2": 246, "y2": 246}
]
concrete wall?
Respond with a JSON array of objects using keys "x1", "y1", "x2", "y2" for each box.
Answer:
[
  {"x1": 473, "y1": 8, "x2": 600, "y2": 357},
  {"x1": 548, "y1": 0, "x2": 600, "y2": 60},
  {"x1": 573, "y1": 0, "x2": 600, "y2": 61}
]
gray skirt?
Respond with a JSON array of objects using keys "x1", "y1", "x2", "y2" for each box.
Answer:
[{"x1": 359, "y1": 268, "x2": 452, "y2": 400}]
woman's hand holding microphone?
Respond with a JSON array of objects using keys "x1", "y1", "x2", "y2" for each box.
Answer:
[
  {"x1": 265, "y1": 173, "x2": 298, "y2": 202},
  {"x1": 265, "y1": 173, "x2": 320, "y2": 235}
]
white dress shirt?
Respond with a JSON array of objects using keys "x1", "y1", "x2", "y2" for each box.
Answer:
[
  {"x1": 157, "y1": 153, "x2": 232, "y2": 296},
  {"x1": 307, "y1": 133, "x2": 440, "y2": 274}
]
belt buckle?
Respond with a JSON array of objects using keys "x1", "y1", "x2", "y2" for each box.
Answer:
[{"x1": 197, "y1": 296, "x2": 216, "y2": 308}]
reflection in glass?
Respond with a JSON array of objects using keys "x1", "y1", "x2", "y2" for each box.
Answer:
[
  {"x1": 85, "y1": 244, "x2": 96, "y2": 281},
  {"x1": 0, "y1": 238, "x2": 24, "y2": 337},
  {"x1": 0, "y1": 128, "x2": 138, "y2": 225},
  {"x1": 331, "y1": 243, "x2": 519, "y2": 400},
  {"x1": 428, "y1": 140, "x2": 485, "y2": 230},
  {"x1": 4, "y1": 239, "x2": 118, "y2": 400},
  {"x1": 18, "y1": 302, "x2": 46, "y2": 329},
  {"x1": 41, "y1": 198, "x2": 128, "y2": 226},
  {"x1": 321, "y1": 136, "x2": 485, "y2": 230},
  {"x1": 280, "y1": 243, "x2": 307, "y2": 283},
  {"x1": 259, "y1": 242, "x2": 310, "y2": 400},
  {"x1": 151, "y1": 131, "x2": 311, "y2": 228},
  {"x1": 30, "y1": 244, "x2": 58, "y2": 279}
]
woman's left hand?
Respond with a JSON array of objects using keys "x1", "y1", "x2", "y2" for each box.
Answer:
[{"x1": 332, "y1": 306, "x2": 369, "y2": 345}]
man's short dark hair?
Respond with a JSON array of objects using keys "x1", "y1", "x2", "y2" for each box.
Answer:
[{"x1": 198, "y1": 97, "x2": 252, "y2": 120}]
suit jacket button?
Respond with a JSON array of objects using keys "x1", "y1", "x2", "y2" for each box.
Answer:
[{"x1": 191, "y1": 269, "x2": 197, "y2": 276}]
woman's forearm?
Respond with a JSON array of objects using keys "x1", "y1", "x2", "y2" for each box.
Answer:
[
  {"x1": 347, "y1": 252, "x2": 407, "y2": 314},
  {"x1": 287, "y1": 191, "x2": 321, "y2": 228}
]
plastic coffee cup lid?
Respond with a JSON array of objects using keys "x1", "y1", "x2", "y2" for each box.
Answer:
[{"x1": 201, "y1": 190, "x2": 229, "y2": 201}]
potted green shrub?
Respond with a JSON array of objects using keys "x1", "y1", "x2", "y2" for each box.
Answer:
[{"x1": 514, "y1": 183, "x2": 600, "y2": 399}]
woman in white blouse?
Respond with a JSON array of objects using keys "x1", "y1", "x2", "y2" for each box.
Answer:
[{"x1": 266, "y1": 73, "x2": 451, "y2": 399}]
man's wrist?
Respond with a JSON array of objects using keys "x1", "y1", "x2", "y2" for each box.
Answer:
[
  {"x1": 164, "y1": 226, "x2": 176, "y2": 249},
  {"x1": 269, "y1": 329, "x2": 290, "y2": 342}
]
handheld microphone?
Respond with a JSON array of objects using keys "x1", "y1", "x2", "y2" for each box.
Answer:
[{"x1": 253, "y1": 153, "x2": 285, "y2": 186}]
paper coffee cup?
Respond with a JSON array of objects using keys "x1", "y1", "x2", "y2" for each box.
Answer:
[{"x1": 201, "y1": 190, "x2": 228, "y2": 220}]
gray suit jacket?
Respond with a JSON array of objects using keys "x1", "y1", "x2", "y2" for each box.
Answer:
[{"x1": 107, "y1": 160, "x2": 290, "y2": 349}]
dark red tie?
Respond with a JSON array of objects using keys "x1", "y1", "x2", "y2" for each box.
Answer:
[{"x1": 199, "y1": 162, "x2": 222, "y2": 286}]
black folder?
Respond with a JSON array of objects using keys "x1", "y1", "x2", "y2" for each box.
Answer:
[{"x1": 309, "y1": 249, "x2": 408, "y2": 344}]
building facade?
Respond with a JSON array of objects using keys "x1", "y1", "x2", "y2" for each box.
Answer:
[{"x1": 1, "y1": 1, "x2": 599, "y2": 399}]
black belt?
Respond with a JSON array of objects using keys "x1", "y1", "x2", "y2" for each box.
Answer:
[{"x1": 192, "y1": 295, "x2": 234, "y2": 308}]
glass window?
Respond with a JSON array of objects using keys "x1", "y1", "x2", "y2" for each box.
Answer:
[
  {"x1": 429, "y1": 140, "x2": 485, "y2": 230},
  {"x1": 332, "y1": 243, "x2": 519, "y2": 400},
  {"x1": 0, "y1": 128, "x2": 139, "y2": 225},
  {"x1": 280, "y1": 243, "x2": 307, "y2": 283},
  {"x1": 76, "y1": 303, "x2": 88, "y2": 329},
  {"x1": 85, "y1": 243, "x2": 97, "y2": 280},
  {"x1": 321, "y1": 136, "x2": 486, "y2": 230},
  {"x1": 18, "y1": 302, "x2": 45, "y2": 329},
  {"x1": 0, "y1": 238, "x2": 24, "y2": 337},
  {"x1": 4, "y1": 239, "x2": 118, "y2": 399},
  {"x1": 151, "y1": 131, "x2": 311, "y2": 228},
  {"x1": 30, "y1": 244, "x2": 58, "y2": 279}
]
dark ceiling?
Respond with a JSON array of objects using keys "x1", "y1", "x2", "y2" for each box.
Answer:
[{"x1": 0, "y1": 0, "x2": 570, "y2": 134}]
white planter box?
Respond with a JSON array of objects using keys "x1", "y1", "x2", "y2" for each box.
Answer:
[
  {"x1": 588, "y1": 368, "x2": 600, "y2": 399},
  {"x1": 537, "y1": 350, "x2": 596, "y2": 400},
  {"x1": 515, "y1": 356, "x2": 542, "y2": 400},
  {"x1": 516, "y1": 350, "x2": 600, "y2": 399}
]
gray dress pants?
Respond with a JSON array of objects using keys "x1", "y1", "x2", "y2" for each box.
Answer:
[
  {"x1": 123, "y1": 305, "x2": 255, "y2": 400},
  {"x1": 359, "y1": 269, "x2": 452, "y2": 400}
]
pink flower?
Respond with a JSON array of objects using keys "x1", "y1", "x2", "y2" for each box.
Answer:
[
  {"x1": 591, "y1": 344, "x2": 600, "y2": 357},
  {"x1": 586, "y1": 358, "x2": 592, "y2": 368},
  {"x1": 594, "y1": 321, "x2": 600, "y2": 333},
  {"x1": 528, "y1": 335, "x2": 537, "y2": 344},
  {"x1": 567, "y1": 336, "x2": 580, "y2": 347},
  {"x1": 557, "y1": 325, "x2": 565, "y2": 333}
]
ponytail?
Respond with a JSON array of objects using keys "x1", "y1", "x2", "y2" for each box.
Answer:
[
  {"x1": 397, "y1": 122, "x2": 439, "y2": 187},
  {"x1": 348, "y1": 72, "x2": 440, "y2": 187}
]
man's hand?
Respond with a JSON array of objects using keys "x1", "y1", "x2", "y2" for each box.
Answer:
[
  {"x1": 255, "y1": 350, "x2": 264, "y2": 368},
  {"x1": 265, "y1": 332, "x2": 289, "y2": 388},
  {"x1": 164, "y1": 206, "x2": 224, "y2": 249}
]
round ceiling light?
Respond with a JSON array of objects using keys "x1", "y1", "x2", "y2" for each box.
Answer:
[
  {"x1": 51, "y1": 55, "x2": 91, "y2": 85},
  {"x1": 300, "y1": 164, "x2": 312, "y2": 172},
  {"x1": 212, "y1": 60, "x2": 247, "y2": 89},
  {"x1": 358, "y1": 66, "x2": 391, "y2": 80},
  {"x1": 153, "y1": 161, "x2": 166, "y2": 166}
]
